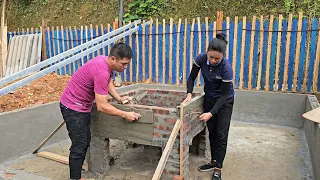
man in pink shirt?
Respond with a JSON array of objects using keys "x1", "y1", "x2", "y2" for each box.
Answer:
[{"x1": 60, "y1": 42, "x2": 140, "y2": 180}]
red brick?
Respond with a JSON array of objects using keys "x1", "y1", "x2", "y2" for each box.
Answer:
[
  {"x1": 147, "y1": 90, "x2": 155, "y2": 94},
  {"x1": 154, "y1": 124, "x2": 160, "y2": 129},
  {"x1": 166, "y1": 118, "x2": 177, "y2": 124},
  {"x1": 153, "y1": 132, "x2": 160, "y2": 137}
]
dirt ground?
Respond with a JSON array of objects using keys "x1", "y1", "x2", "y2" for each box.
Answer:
[
  {"x1": 0, "y1": 73, "x2": 71, "y2": 113},
  {"x1": 3, "y1": 121, "x2": 314, "y2": 180}
]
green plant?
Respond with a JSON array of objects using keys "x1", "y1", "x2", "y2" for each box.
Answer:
[{"x1": 123, "y1": 0, "x2": 168, "y2": 23}]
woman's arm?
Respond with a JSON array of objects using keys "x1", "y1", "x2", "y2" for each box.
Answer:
[
  {"x1": 187, "y1": 64, "x2": 201, "y2": 94},
  {"x1": 209, "y1": 82, "x2": 231, "y2": 115}
]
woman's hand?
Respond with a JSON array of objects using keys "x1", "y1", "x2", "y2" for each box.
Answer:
[
  {"x1": 199, "y1": 112, "x2": 213, "y2": 122},
  {"x1": 182, "y1": 93, "x2": 192, "y2": 103}
]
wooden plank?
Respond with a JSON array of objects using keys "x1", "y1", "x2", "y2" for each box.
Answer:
[
  {"x1": 107, "y1": 24, "x2": 111, "y2": 54},
  {"x1": 274, "y1": 15, "x2": 283, "y2": 91},
  {"x1": 134, "y1": 21, "x2": 140, "y2": 82},
  {"x1": 302, "y1": 107, "x2": 320, "y2": 123},
  {"x1": 189, "y1": 19, "x2": 195, "y2": 73},
  {"x1": 293, "y1": 12, "x2": 303, "y2": 92},
  {"x1": 205, "y1": 17, "x2": 209, "y2": 50},
  {"x1": 162, "y1": 19, "x2": 166, "y2": 84},
  {"x1": 149, "y1": 18, "x2": 153, "y2": 83},
  {"x1": 61, "y1": 25, "x2": 68, "y2": 75},
  {"x1": 29, "y1": 35, "x2": 39, "y2": 66},
  {"x1": 176, "y1": 18, "x2": 182, "y2": 85},
  {"x1": 169, "y1": 18, "x2": 173, "y2": 84},
  {"x1": 37, "y1": 151, "x2": 88, "y2": 171},
  {"x1": 313, "y1": 18, "x2": 320, "y2": 92},
  {"x1": 5, "y1": 36, "x2": 15, "y2": 76},
  {"x1": 257, "y1": 16, "x2": 264, "y2": 90},
  {"x1": 216, "y1": 11, "x2": 223, "y2": 33},
  {"x1": 239, "y1": 16, "x2": 246, "y2": 89},
  {"x1": 151, "y1": 119, "x2": 181, "y2": 180},
  {"x1": 248, "y1": 16, "x2": 256, "y2": 90},
  {"x1": 56, "y1": 26, "x2": 63, "y2": 74},
  {"x1": 95, "y1": 25, "x2": 100, "y2": 55},
  {"x1": 80, "y1": 26, "x2": 85, "y2": 66},
  {"x1": 282, "y1": 14, "x2": 293, "y2": 92},
  {"x1": 1, "y1": 25, "x2": 7, "y2": 76},
  {"x1": 155, "y1": 19, "x2": 159, "y2": 83},
  {"x1": 22, "y1": 34, "x2": 32, "y2": 70},
  {"x1": 18, "y1": 35, "x2": 27, "y2": 72},
  {"x1": 41, "y1": 20, "x2": 47, "y2": 61},
  {"x1": 85, "y1": 25, "x2": 89, "y2": 62},
  {"x1": 90, "y1": 24, "x2": 94, "y2": 52},
  {"x1": 142, "y1": 20, "x2": 146, "y2": 82},
  {"x1": 65, "y1": 26, "x2": 72, "y2": 74},
  {"x1": 74, "y1": 26, "x2": 81, "y2": 70},
  {"x1": 129, "y1": 22, "x2": 133, "y2": 83},
  {"x1": 302, "y1": 17, "x2": 312, "y2": 93},
  {"x1": 197, "y1": 17, "x2": 201, "y2": 86},
  {"x1": 68, "y1": 26, "x2": 76, "y2": 75},
  {"x1": 13, "y1": 36, "x2": 22, "y2": 74},
  {"x1": 179, "y1": 106, "x2": 184, "y2": 177},
  {"x1": 183, "y1": 18, "x2": 187, "y2": 85},
  {"x1": 213, "y1": 21, "x2": 217, "y2": 37},
  {"x1": 265, "y1": 15, "x2": 274, "y2": 91},
  {"x1": 226, "y1": 17, "x2": 230, "y2": 58},
  {"x1": 100, "y1": 24, "x2": 106, "y2": 55},
  {"x1": 232, "y1": 17, "x2": 238, "y2": 83}
]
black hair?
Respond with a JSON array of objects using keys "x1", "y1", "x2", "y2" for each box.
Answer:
[
  {"x1": 207, "y1": 33, "x2": 228, "y2": 53},
  {"x1": 109, "y1": 42, "x2": 133, "y2": 60}
]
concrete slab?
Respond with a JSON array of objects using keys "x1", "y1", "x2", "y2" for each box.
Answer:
[{"x1": 1, "y1": 121, "x2": 313, "y2": 180}]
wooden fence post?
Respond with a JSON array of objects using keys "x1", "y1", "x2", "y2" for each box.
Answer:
[{"x1": 41, "y1": 19, "x2": 47, "y2": 61}]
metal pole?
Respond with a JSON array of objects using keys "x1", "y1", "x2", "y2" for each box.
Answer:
[
  {"x1": 119, "y1": 0, "x2": 123, "y2": 28},
  {"x1": 115, "y1": 0, "x2": 124, "y2": 86}
]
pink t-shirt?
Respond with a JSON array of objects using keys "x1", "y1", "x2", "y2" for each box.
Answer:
[{"x1": 60, "y1": 55, "x2": 113, "y2": 112}]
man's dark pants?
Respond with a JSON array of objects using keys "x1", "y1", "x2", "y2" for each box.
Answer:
[{"x1": 60, "y1": 103, "x2": 91, "y2": 179}]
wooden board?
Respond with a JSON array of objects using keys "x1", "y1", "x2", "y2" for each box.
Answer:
[
  {"x1": 302, "y1": 107, "x2": 320, "y2": 123},
  {"x1": 37, "y1": 151, "x2": 88, "y2": 171},
  {"x1": 151, "y1": 119, "x2": 181, "y2": 180}
]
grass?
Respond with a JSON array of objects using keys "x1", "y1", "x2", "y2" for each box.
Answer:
[{"x1": 5, "y1": 0, "x2": 316, "y2": 31}]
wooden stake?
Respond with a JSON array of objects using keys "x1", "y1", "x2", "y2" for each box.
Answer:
[
  {"x1": 257, "y1": 16, "x2": 264, "y2": 90},
  {"x1": 282, "y1": 14, "x2": 293, "y2": 91},
  {"x1": 293, "y1": 12, "x2": 303, "y2": 92},
  {"x1": 41, "y1": 20, "x2": 47, "y2": 61},
  {"x1": 265, "y1": 15, "x2": 274, "y2": 91},
  {"x1": 274, "y1": 15, "x2": 283, "y2": 91},
  {"x1": 239, "y1": 16, "x2": 246, "y2": 89},
  {"x1": 232, "y1": 17, "x2": 238, "y2": 83},
  {"x1": 169, "y1": 18, "x2": 173, "y2": 84},
  {"x1": 248, "y1": 16, "x2": 256, "y2": 90}
]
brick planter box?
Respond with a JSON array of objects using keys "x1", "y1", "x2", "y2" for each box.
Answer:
[{"x1": 87, "y1": 84, "x2": 206, "y2": 179}]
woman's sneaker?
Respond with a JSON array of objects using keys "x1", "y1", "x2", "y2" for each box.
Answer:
[
  {"x1": 198, "y1": 161, "x2": 217, "y2": 172},
  {"x1": 212, "y1": 168, "x2": 222, "y2": 180}
]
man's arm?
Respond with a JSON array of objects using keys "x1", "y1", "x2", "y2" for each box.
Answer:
[
  {"x1": 108, "y1": 79, "x2": 122, "y2": 103},
  {"x1": 95, "y1": 93, "x2": 126, "y2": 117},
  {"x1": 95, "y1": 93, "x2": 140, "y2": 122}
]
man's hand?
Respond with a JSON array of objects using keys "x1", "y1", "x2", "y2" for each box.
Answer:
[
  {"x1": 120, "y1": 96, "x2": 131, "y2": 104},
  {"x1": 182, "y1": 93, "x2": 192, "y2": 103},
  {"x1": 123, "y1": 111, "x2": 141, "y2": 122},
  {"x1": 199, "y1": 112, "x2": 213, "y2": 122}
]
